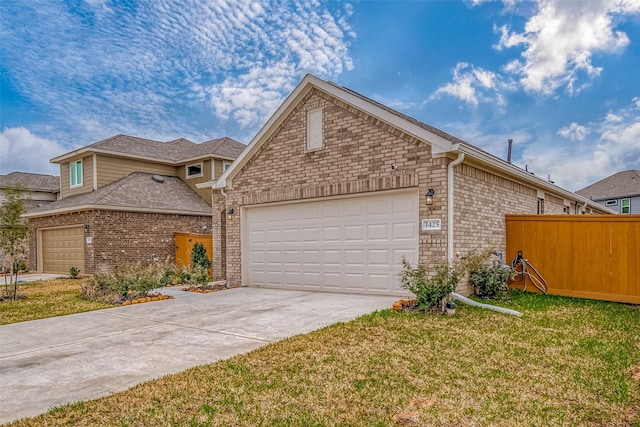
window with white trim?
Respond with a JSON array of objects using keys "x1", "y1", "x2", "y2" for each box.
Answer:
[
  {"x1": 605, "y1": 199, "x2": 618, "y2": 207},
  {"x1": 70, "y1": 160, "x2": 83, "y2": 187},
  {"x1": 223, "y1": 162, "x2": 231, "y2": 172},
  {"x1": 186, "y1": 163, "x2": 203, "y2": 178},
  {"x1": 306, "y1": 108, "x2": 323, "y2": 151},
  {"x1": 536, "y1": 198, "x2": 544, "y2": 214},
  {"x1": 621, "y1": 198, "x2": 630, "y2": 214}
]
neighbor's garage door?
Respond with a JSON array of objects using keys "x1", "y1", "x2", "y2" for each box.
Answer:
[
  {"x1": 41, "y1": 226, "x2": 84, "y2": 274},
  {"x1": 244, "y1": 190, "x2": 419, "y2": 295}
]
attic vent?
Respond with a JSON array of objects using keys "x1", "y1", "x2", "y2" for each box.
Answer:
[{"x1": 152, "y1": 175, "x2": 165, "y2": 183}]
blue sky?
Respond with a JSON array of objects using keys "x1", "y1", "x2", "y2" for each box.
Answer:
[{"x1": 1, "y1": 0, "x2": 639, "y2": 191}]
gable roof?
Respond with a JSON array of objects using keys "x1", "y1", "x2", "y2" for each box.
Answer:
[
  {"x1": 24, "y1": 172, "x2": 211, "y2": 218},
  {"x1": 50, "y1": 135, "x2": 245, "y2": 164},
  {"x1": 0, "y1": 172, "x2": 60, "y2": 193},
  {"x1": 576, "y1": 170, "x2": 640, "y2": 200},
  {"x1": 197, "y1": 74, "x2": 613, "y2": 214}
]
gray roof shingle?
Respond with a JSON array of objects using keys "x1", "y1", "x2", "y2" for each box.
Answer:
[
  {"x1": 66, "y1": 134, "x2": 245, "y2": 163},
  {"x1": 0, "y1": 172, "x2": 60, "y2": 193},
  {"x1": 26, "y1": 172, "x2": 211, "y2": 216},
  {"x1": 576, "y1": 170, "x2": 640, "y2": 200}
]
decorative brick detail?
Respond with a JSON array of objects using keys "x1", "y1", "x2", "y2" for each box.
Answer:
[{"x1": 28, "y1": 210, "x2": 211, "y2": 274}]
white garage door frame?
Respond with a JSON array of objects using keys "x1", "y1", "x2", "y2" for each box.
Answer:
[
  {"x1": 241, "y1": 189, "x2": 419, "y2": 296},
  {"x1": 37, "y1": 224, "x2": 85, "y2": 274}
]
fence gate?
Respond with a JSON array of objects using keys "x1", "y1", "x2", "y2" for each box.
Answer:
[
  {"x1": 506, "y1": 215, "x2": 639, "y2": 304},
  {"x1": 175, "y1": 232, "x2": 213, "y2": 276}
]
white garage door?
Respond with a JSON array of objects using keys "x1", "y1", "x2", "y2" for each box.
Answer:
[{"x1": 244, "y1": 190, "x2": 419, "y2": 295}]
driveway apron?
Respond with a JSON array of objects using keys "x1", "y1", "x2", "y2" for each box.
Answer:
[{"x1": 0, "y1": 287, "x2": 397, "y2": 423}]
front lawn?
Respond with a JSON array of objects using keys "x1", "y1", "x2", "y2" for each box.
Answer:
[
  {"x1": 5, "y1": 291, "x2": 640, "y2": 426},
  {"x1": 0, "y1": 278, "x2": 115, "y2": 325}
]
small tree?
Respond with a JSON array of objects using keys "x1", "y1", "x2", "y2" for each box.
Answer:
[
  {"x1": 0, "y1": 185, "x2": 30, "y2": 299},
  {"x1": 190, "y1": 242, "x2": 211, "y2": 271}
]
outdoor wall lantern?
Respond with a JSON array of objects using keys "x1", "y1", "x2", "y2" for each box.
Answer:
[
  {"x1": 425, "y1": 188, "x2": 435, "y2": 206},
  {"x1": 227, "y1": 208, "x2": 235, "y2": 216},
  {"x1": 84, "y1": 224, "x2": 90, "y2": 233}
]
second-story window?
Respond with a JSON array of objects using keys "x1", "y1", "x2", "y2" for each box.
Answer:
[
  {"x1": 621, "y1": 198, "x2": 630, "y2": 214},
  {"x1": 187, "y1": 163, "x2": 203, "y2": 178},
  {"x1": 70, "y1": 160, "x2": 83, "y2": 187},
  {"x1": 223, "y1": 162, "x2": 231, "y2": 172}
]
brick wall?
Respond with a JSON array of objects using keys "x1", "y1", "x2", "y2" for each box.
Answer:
[
  {"x1": 222, "y1": 89, "x2": 448, "y2": 286},
  {"x1": 29, "y1": 210, "x2": 211, "y2": 274}
]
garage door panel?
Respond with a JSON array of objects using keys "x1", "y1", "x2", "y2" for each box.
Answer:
[
  {"x1": 393, "y1": 222, "x2": 417, "y2": 240},
  {"x1": 344, "y1": 225, "x2": 364, "y2": 242},
  {"x1": 41, "y1": 226, "x2": 84, "y2": 274},
  {"x1": 245, "y1": 191, "x2": 419, "y2": 295}
]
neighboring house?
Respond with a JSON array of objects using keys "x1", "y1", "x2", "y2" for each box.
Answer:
[
  {"x1": 576, "y1": 170, "x2": 640, "y2": 214},
  {"x1": 0, "y1": 171, "x2": 60, "y2": 211},
  {"x1": 24, "y1": 135, "x2": 245, "y2": 274},
  {"x1": 198, "y1": 74, "x2": 612, "y2": 296}
]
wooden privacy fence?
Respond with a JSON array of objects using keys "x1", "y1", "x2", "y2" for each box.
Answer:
[
  {"x1": 506, "y1": 215, "x2": 639, "y2": 304},
  {"x1": 175, "y1": 232, "x2": 213, "y2": 276}
]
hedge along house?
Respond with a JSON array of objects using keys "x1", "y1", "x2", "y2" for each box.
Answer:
[
  {"x1": 24, "y1": 135, "x2": 245, "y2": 275},
  {"x1": 199, "y1": 75, "x2": 613, "y2": 296}
]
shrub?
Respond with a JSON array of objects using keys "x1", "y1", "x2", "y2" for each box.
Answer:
[
  {"x1": 470, "y1": 265, "x2": 513, "y2": 300},
  {"x1": 81, "y1": 260, "x2": 210, "y2": 304},
  {"x1": 69, "y1": 266, "x2": 81, "y2": 279},
  {"x1": 399, "y1": 258, "x2": 463, "y2": 312},
  {"x1": 190, "y1": 242, "x2": 211, "y2": 270}
]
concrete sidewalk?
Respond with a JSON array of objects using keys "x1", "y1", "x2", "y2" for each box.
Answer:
[{"x1": 0, "y1": 287, "x2": 397, "y2": 423}]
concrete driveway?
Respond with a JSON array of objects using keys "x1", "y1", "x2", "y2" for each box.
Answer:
[{"x1": 0, "y1": 287, "x2": 397, "y2": 424}]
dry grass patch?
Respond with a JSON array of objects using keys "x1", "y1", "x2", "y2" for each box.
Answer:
[
  {"x1": 0, "y1": 278, "x2": 114, "y2": 325},
  {"x1": 5, "y1": 292, "x2": 640, "y2": 426}
]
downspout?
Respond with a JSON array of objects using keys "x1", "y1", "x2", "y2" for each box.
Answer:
[
  {"x1": 446, "y1": 151, "x2": 522, "y2": 317},
  {"x1": 581, "y1": 201, "x2": 588, "y2": 214},
  {"x1": 447, "y1": 152, "x2": 465, "y2": 263}
]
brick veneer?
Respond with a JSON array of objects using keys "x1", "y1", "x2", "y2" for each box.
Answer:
[
  {"x1": 28, "y1": 210, "x2": 211, "y2": 274},
  {"x1": 218, "y1": 89, "x2": 449, "y2": 287},
  {"x1": 212, "y1": 87, "x2": 601, "y2": 295}
]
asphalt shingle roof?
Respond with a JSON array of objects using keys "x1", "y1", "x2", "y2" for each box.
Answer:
[
  {"x1": 0, "y1": 172, "x2": 60, "y2": 192},
  {"x1": 576, "y1": 170, "x2": 640, "y2": 200},
  {"x1": 76, "y1": 135, "x2": 245, "y2": 162},
  {"x1": 26, "y1": 172, "x2": 211, "y2": 216}
]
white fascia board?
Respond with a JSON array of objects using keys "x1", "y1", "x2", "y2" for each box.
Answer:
[{"x1": 457, "y1": 144, "x2": 617, "y2": 214}]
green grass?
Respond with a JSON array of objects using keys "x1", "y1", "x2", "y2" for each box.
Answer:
[
  {"x1": 0, "y1": 278, "x2": 115, "y2": 325},
  {"x1": 4, "y1": 291, "x2": 640, "y2": 426}
]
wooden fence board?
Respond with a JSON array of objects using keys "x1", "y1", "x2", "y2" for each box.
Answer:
[{"x1": 506, "y1": 215, "x2": 640, "y2": 304}]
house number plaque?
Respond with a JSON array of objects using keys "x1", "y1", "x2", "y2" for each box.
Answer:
[{"x1": 421, "y1": 219, "x2": 441, "y2": 231}]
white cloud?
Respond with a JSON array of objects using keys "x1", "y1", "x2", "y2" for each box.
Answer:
[
  {"x1": 557, "y1": 123, "x2": 590, "y2": 141},
  {"x1": 432, "y1": 63, "x2": 509, "y2": 107},
  {"x1": 1, "y1": 0, "x2": 355, "y2": 144},
  {"x1": 495, "y1": 0, "x2": 640, "y2": 95},
  {"x1": 0, "y1": 128, "x2": 66, "y2": 175},
  {"x1": 519, "y1": 98, "x2": 640, "y2": 190}
]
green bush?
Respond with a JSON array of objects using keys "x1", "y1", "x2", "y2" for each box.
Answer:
[
  {"x1": 470, "y1": 264, "x2": 513, "y2": 300},
  {"x1": 69, "y1": 266, "x2": 81, "y2": 279},
  {"x1": 81, "y1": 260, "x2": 210, "y2": 304},
  {"x1": 190, "y1": 242, "x2": 211, "y2": 270},
  {"x1": 399, "y1": 258, "x2": 463, "y2": 312}
]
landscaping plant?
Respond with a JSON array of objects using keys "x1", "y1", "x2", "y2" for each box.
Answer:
[
  {"x1": 0, "y1": 184, "x2": 30, "y2": 300},
  {"x1": 399, "y1": 257, "x2": 463, "y2": 312},
  {"x1": 69, "y1": 266, "x2": 81, "y2": 279},
  {"x1": 190, "y1": 242, "x2": 212, "y2": 271},
  {"x1": 470, "y1": 264, "x2": 513, "y2": 299}
]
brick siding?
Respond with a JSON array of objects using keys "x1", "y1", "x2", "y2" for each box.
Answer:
[{"x1": 29, "y1": 210, "x2": 211, "y2": 274}]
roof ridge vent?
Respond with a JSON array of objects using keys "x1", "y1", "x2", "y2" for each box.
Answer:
[{"x1": 151, "y1": 174, "x2": 165, "y2": 183}]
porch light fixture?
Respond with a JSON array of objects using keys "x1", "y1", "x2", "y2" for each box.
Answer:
[
  {"x1": 425, "y1": 188, "x2": 435, "y2": 206},
  {"x1": 227, "y1": 208, "x2": 235, "y2": 216},
  {"x1": 84, "y1": 224, "x2": 90, "y2": 233}
]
